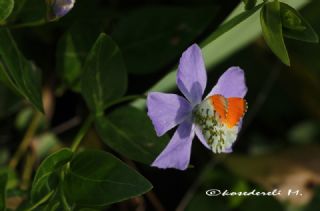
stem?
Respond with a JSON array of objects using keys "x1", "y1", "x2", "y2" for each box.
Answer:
[
  {"x1": 104, "y1": 95, "x2": 146, "y2": 109},
  {"x1": 59, "y1": 168, "x2": 72, "y2": 211},
  {"x1": 25, "y1": 191, "x2": 54, "y2": 211},
  {"x1": 71, "y1": 116, "x2": 94, "y2": 152},
  {"x1": 9, "y1": 112, "x2": 42, "y2": 169},
  {"x1": 20, "y1": 152, "x2": 36, "y2": 190},
  {"x1": 10, "y1": 19, "x2": 47, "y2": 29}
]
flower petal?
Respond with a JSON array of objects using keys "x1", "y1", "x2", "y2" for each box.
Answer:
[
  {"x1": 224, "y1": 147, "x2": 233, "y2": 153},
  {"x1": 147, "y1": 92, "x2": 192, "y2": 137},
  {"x1": 52, "y1": 0, "x2": 75, "y2": 18},
  {"x1": 177, "y1": 44, "x2": 207, "y2": 105},
  {"x1": 194, "y1": 126, "x2": 210, "y2": 149},
  {"x1": 207, "y1": 66, "x2": 247, "y2": 98},
  {"x1": 151, "y1": 120, "x2": 194, "y2": 170}
]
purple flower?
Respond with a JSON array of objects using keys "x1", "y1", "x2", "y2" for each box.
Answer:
[
  {"x1": 147, "y1": 44, "x2": 248, "y2": 170},
  {"x1": 50, "y1": 0, "x2": 75, "y2": 18}
]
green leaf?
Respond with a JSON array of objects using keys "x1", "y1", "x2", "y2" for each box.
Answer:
[
  {"x1": 56, "y1": 22, "x2": 101, "y2": 92},
  {"x1": 0, "y1": 172, "x2": 7, "y2": 211},
  {"x1": 95, "y1": 106, "x2": 169, "y2": 164},
  {"x1": 242, "y1": 0, "x2": 257, "y2": 11},
  {"x1": 260, "y1": 0, "x2": 290, "y2": 66},
  {"x1": 81, "y1": 33, "x2": 127, "y2": 115},
  {"x1": 112, "y1": 6, "x2": 217, "y2": 74},
  {"x1": 0, "y1": 28, "x2": 44, "y2": 112},
  {"x1": 63, "y1": 150, "x2": 152, "y2": 207},
  {"x1": 0, "y1": 0, "x2": 14, "y2": 22},
  {"x1": 6, "y1": 0, "x2": 46, "y2": 26},
  {"x1": 202, "y1": 3, "x2": 264, "y2": 46},
  {"x1": 0, "y1": 66, "x2": 22, "y2": 119},
  {"x1": 280, "y1": 3, "x2": 319, "y2": 43},
  {"x1": 31, "y1": 148, "x2": 73, "y2": 203}
]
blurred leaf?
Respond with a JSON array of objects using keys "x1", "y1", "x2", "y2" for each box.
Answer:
[
  {"x1": 0, "y1": 80, "x2": 21, "y2": 119},
  {"x1": 260, "y1": 0, "x2": 290, "y2": 65},
  {"x1": 0, "y1": 168, "x2": 18, "y2": 190},
  {"x1": 280, "y1": 3, "x2": 319, "y2": 43},
  {"x1": 242, "y1": 0, "x2": 257, "y2": 11},
  {"x1": 0, "y1": 29, "x2": 43, "y2": 112},
  {"x1": 63, "y1": 150, "x2": 152, "y2": 207},
  {"x1": 0, "y1": 172, "x2": 7, "y2": 211},
  {"x1": 7, "y1": 0, "x2": 46, "y2": 25},
  {"x1": 81, "y1": 33, "x2": 127, "y2": 115},
  {"x1": 186, "y1": 193, "x2": 229, "y2": 211},
  {"x1": 224, "y1": 145, "x2": 320, "y2": 206},
  {"x1": 15, "y1": 107, "x2": 33, "y2": 131},
  {"x1": 33, "y1": 133, "x2": 61, "y2": 159},
  {"x1": 31, "y1": 148, "x2": 73, "y2": 203},
  {"x1": 305, "y1": 187, "x2": 320, "y2": 211},
  {"x1": 239, "y1": 196, "x2": 283, "y2": 211},
  {"x1": 95, "y1": 106, "x2": 169, "y2": 164},
  {"x1": 56, "y1": 22, "x2": 101, "y2": 92},
  {"x1": 112, "y1": 6, "x2": 216, "y2": 74},
  {"x1": 287, "y1": 121, "x2": 320, "y2": 144},
  {"x1": 0, "y1": 0, "x2": 14, "y2": 22},
  {"x1": 203, "y1": 2, "x2": 264, "y2": 46},
  {"x1": 229, "y1": 180, "x2": 250, "y2": 208}
]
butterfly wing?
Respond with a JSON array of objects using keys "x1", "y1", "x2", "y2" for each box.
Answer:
[
  {"x1": 225, "y1": 98, "x2": 247, "y2": 128},
  {"x1": 195, "y1": 95, "x2": 247, "y2": 153}
]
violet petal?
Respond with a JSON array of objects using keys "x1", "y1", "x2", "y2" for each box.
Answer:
[
  {"x1": 207, "y1": 66, "x2": 247, "y2": 98},
  {"x1": 147, "y1": 92, "x2": 192, "y2": 137},
  {"x1": 194, "y1": 125, "x2": 210, "y2": 149},
  {"x1": 151, "y1": 120, "x2": 194, "y2": 170},
  {"x1": 177, "y1": 44, "x2": 207, "y2": 105}
]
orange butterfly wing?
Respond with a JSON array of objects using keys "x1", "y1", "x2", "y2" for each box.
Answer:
[
  {"x1": 225, "y1": 98, "x2": 247, "y2": 128},
  {"x1": 210, "y1": 95, "x2": 227, "y2": 122},
  {"x1": 209, "y1": 95, "x2": 247, "y2": 128}
]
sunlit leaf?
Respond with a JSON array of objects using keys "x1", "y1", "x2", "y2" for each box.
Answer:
[
  {"x1": 63, "y1": 150, "x2": 152, "y2": 207},
  {"x1": 202, "y1": 2, "x2": 264, "y2": 46}
]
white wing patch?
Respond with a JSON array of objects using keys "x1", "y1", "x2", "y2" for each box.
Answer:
[{"x1": 193, "y1": 98, "x2": 239, "y2": 153}]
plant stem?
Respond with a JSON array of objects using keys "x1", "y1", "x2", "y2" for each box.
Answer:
[
  {"x1": 70, "y1": 116, "x2": 94, "y2": 152},
  {"x1": 59, "y1": 169, "x2": 72, "y2": 210},
  {"x1": 10, "y1": 19, "x2": 47, "y2": 29},
  {"x1": 9, "y1": 111, "x2": 42, "y2": 169},
  {"x1": 25, "y1": 190, "x2": 54, "y2": 211},
  {"x1": 20, "y1": 152, "x2": 36, "y2": 190}
]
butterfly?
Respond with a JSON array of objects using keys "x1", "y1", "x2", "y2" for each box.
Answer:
[{"x1": 193, "y1": 94, "x2": 247, "y2": 153}]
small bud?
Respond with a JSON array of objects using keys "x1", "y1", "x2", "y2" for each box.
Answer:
[{"x1": 47, "y1": 0, "x2": 75, "y2": 20}]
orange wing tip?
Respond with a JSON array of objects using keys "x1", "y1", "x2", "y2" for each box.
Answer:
[{"x1": 225, "y1": 98, "x2": 247, "y2": 128}]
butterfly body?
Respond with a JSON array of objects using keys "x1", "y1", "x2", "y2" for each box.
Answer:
[{"x1": 193, "y1": 95, "x2": 247, "y2": 153}]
